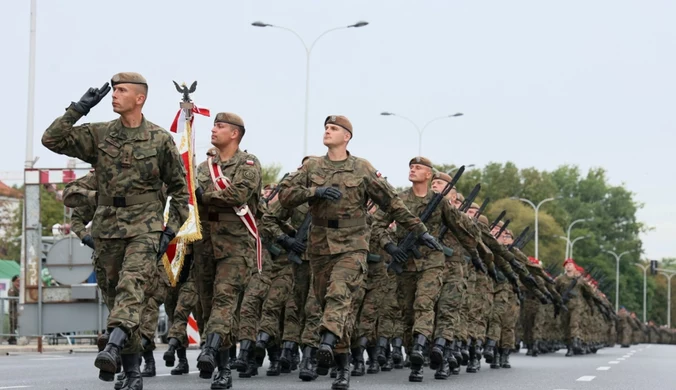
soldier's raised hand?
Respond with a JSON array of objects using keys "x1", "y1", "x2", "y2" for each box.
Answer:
[{"x1": 71, "y1": 82, "x2": 112, "y2": 115}]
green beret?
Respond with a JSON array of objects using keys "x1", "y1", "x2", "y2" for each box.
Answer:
[
  {"x1": 111, "y1": 72, "x2": 147, "y2": 86},
  {"x1": 324, "y1": 115, "x2": 353, "y2": 136}
]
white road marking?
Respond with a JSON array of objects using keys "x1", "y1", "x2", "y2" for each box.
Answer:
[
  {"x1": 609, "y1": 361, "x2": 620, "y2": 364},
  {"x1": 631, "y1": 349, "x2": 637, "y2": 352},
  {"x1": 623, "y1": 355, "x2": 631, "y2": 358},
  {"x1": 156, "y1": 370, "x2": 200, "y2": 377},
  {"x1": 597, "y1": 366, "x2": 611, "y2": 371},
  {"x1": 29, "y1": 357, "x2": 74, "y2": 361},
  {"x1": 577, "y1": 376, "x2": 596, "y2": 382},
  {"x1": 0, "y1": 386, "x2": 32, "y2": 389},
  {"x1": 617, "y1": 357, "x2": 625, "y2": 361}
]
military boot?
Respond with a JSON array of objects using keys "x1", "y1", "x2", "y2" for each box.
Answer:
[
  {"x1": 381, "y1": 345, "x2": 393, "y2": 372},
  {"x1": 330, "y1": 366, "x2": 338, "y2": 379},
  {"x1": 164, "y1": 338, "x2": 181, "y2": 367},
  {"x1": 255, "y1": 331, "x2": 270, "y2": 359},
  {"x1": 450, "y1": 340, "x2": 462, "y2": 366},
  {"x1": 483, "y1": 338, "x2": 496, "y2": 363},
  {"x1": 460, "y1": 341, "x2": 470, "y2": 366},
  {"x1": 211, "y1": 350, "x2": 232, "y2": 390},
  {"x1": 291, "y1": 345, "x2": 300, "y2": 371},
  {"x1": 317, "y1": 331, "x2": 338, "y2": 373},
  {"x1": 279, "y1": 341, "x2": 297, "y2": 373},
  {"x1": 490, "y1": 349, "x2": 501, "y2": 369},
  {"x1": 239, "y1": 355, "x2": 258, "y2": 378},
  {"x1": 376, "y1": 336, "x2": 388, "y2": 366},
  {"x1": 350, "y1": 346, "x2": 365, "y2": 376},
  {"x1": 499, "y1": 348, "x2": 511, "y2": 368},
  {"x1": 233, "y1": 339, "x2": 253, "y2": 372},
  {"x1": 197, "y1": 333, "x2": 222, "y2": 379},
  {"x1": 390, "y1": 338, "x2": 404, "y2": 367},
  {"x1": 565, "y1": 344, "x2": 574, "y2": 357},
  {"x1": 474, "y1": 340, "x2": 483, "y2": 371},
  {"x1": 526, "y1": 343, "x2": 533, "y2": 356},
  {"x1": 429, "y1": 337, "x2": 446, "y2": 370},
  {"x1": 331, "y1": 353, "x2": 350, "y2": 390},
  {"x1": 95, "y1": 327, "x2": 127, "y2": 382},
  {"x1": 366, "y1": 346, "x2": 380, "y2": 374},
  {"x1": 266, "y1": 345, "x2": 282, "y2": 376},
  {"x1": 171, "y1": 347, "x2": 189, "y2": 375},
  {"x1": 408, "y1": 334, "x2": 427, "y2": 382},
  {"x1": 532, "y1": 340, "x2": 540, "y2": 357},
  {"x1": 140, "y1": 350, "x2": 156, "y2": 377},
  {"x1": 434, "y1": 346, "x2": 452, "y2": 380},
  {"x1": 119, "y1": 353, "x2": 142, "y2": 390},
  {"x1": 572, "y1": 337, "x2": 583, "y2": 355},
  {"x1": 466, "y1": 340, "x2": 479, "y2": 373},
  {"x1": 97, "y1": 329, "x2": 110, "y2": 352},
  {"x1": 299, "y1": 346, "x2": 318, "y2": 382},
  {"x1": 446, "y1": 342, "x2": 459, "y2": 370}
]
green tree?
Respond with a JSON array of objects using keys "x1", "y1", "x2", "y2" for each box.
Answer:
[{"x1": 261, "y1": 163, "x2": 283, "y2": 187}]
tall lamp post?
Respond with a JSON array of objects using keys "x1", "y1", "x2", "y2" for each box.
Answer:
[
  {"x1": 511, "y1": 197, "x2": 558, "y2": 260},
  {"x1": 656, "y1": 268, "x2": 676, "y2": 328},
  {"x1": 565, "y1": 218, "x2": 592, "y2": 259},
  {"x1": 602, "y1": 249, "x2": 634, "y2": 312},
  {"x1": 634, "y1": 263, "x2": 649, "y2": 322},
  {"x1": 380, "y1": 112, "x2": 463, "y2": 156},
  {"x1": 569, "y1": 235, "x2": 589, "y2": 260},
  {"x1": 252, "y1": 20, "x2": 369, "y2": 157}
]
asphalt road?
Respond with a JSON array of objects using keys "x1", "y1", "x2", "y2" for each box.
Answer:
[{"x1": 0, "y1": 344, "x2": 672, "y2": 390}]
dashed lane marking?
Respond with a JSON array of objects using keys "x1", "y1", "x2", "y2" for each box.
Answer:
[
  {"x1": 609, "y1": 361, "x2": 620, "y2": 364},
  {"x1": 0, "y1": 386, "x2": 32, "y2": 389},
  {"x1": 577, "y1": 376, "x2": 596, "y2": 382},
  {"x1": 597, "y1": 366, "x2": 611, "y2": 371},
  {"x1": 156, "y1": 370, "x2": 200, "y2": 377}
]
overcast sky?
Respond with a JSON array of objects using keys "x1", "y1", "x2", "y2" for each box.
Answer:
[{"x1": 2, "y1": 0, "x2": 674, "y2": 261}]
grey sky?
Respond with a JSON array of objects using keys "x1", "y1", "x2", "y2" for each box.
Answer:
[{"x1": 2, "y1": 0, "x2": 674, "y2": 260}]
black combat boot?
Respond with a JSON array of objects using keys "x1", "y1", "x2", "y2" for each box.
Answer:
[
  {"x1": 266, "y1": 345, "x2": 282, "y2": 376},
  {"x1": 460, "y1": 341, "x2": 470, "y2": 366},
  {"x1": 255, "y1": 331, "x2": 270, "y2": 359},
  {"x1": 164, "y1": 338, "x2": 181, "y2": 367},
  {"x1": 366, "y1": 346, "x2": 380, "y2": 374},
  {"x1": 532, "y1": 340, "x2": 540, "y2": 357},
  {"x1": 572, "y1": 337, "x2": 583, "y2": 355},
  {"x1": 526, "y1": 343, "x2": 533, "y2": 356},
  {"x1": 197, "y1": 333, "x2": 222, "y2": 379},
  {"x1": 119, "y1": 353, "x2": 142, "y2": 390},
  {"x1": 211, "y1": 350, "x2": 232, "y2": 390},
  {"x1": 500, "y1": 347, "x2": 511, "y2": 368},
  {"x1": 140, "y1": 350, "x2": 156, "y2": 377},
  {"x1": 298, "y1": 346, "x2": 318, "y2": 382},
  {"x1": 97, "y1": 329, "x2": 110, "y2": 352},
  {"x1": 239, "y1": 355, "x2": 258, "y2": 378},
  {"x1": 429, "y1": 337, "x2": 446, "y2": 370},
  {"x1": 350, "y1": 346, "x2": 366, "y2": 376},
  {"x1": 490, "y1": 349, "x2": 501, "y2": 369},
  {"x1": 332, "y1": 353, "x2": 350, "y2": 390},
  {"x1": 381, "y1": 345, "x2": 393, "y2": 372},
  {"x1": 483, "y1": 338, "x2": 496, "y2": 364},
  {"x1": 409, "y1": 334, "x2": 427, "y2": 367},
  {"x1": 474, "y1": 340, "x2": 483, "y2": 371},
  {"x1": 114, "y1": 373, "x2": 127, "y2": 390},
  {"x1": 330, "y1": 365, "x2": 338, "y2": 379},
  {"x1": 376, "y1": 336, "x2": 388, "y2": 366},
  {"x1": 291, "y1": 345, "x2": 300, "y2": 371},
  {"x1": 390, "y1": 338, "x2": 404, "y2": 368},
  {"x1": 434, "y1": 345, "x2": 452, "y2": 380},
  {"x1": 233, "y1": 339, "x2": 253, "y2": 372},
  {"x1": 171, "y1": 347, "x2": 189, "y2": 375},
  {"x1": 317, "y1": 331, "x2": 338, "y2": 372},
  {"x1": 95, "y1": 327, "x2": 127, "y2": 382},
  {"x1": 450, "y1": 340, "x2": 462, "y2": 366},
  {"x1": 466, "y1": 340, "x2": 479, "y2": 373},
  {"x1": 565, "y1": 344, "x2": 574, "y2": 357},
  {"x1": 279, "y1": 341, "x2": 297, "y2": 373}
]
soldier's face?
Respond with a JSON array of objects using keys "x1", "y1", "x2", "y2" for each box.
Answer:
[
  {"x1": 323, "y1": 124, "x2": 349, "y2": 147},
  {"x1": 467, "y1": 208, "x2": 478, "y2": 218},
  {"x1": 112, "y1": 84, "x2": 145, "y2": 114},
  {"x1": 13, "y1": 278, "x2": 19, "y2": 288},
  {"x1": 452, "y1": 199, "x2": 462, "y2": 208},
  {"x1": 408, "y1": 164, "x2": 431, "y2": 183},
  {"x1": 431, "y1": 179, "x2": 447, "y2": 193},
  {"x1": 491, "y1": 225, "x2": 500, "y2": 236},
  {"x1": 211, "y1": 122, "x2": 236, "y2": 147},
  {"x1": 501, "y1": 234, "x2": 513, "y2": 246},
  {"x1": 564, "y1": 262, "x2": 575, "y2": 273}
]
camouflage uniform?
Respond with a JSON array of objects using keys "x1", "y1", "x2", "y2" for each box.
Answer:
[
  {"x1": 279, "y1": 152, "x2": 426, "y2": 358},
  {"x1": 167, "y1": 260, "x2": 202, "y2": 347},
  {"x1": 42, "y1": 96, "x2": 189, "y2": 355}
]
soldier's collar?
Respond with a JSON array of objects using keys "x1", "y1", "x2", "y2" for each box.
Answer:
[{"x1": 111, "y1": 117, "x2": 150, "y2": 141}]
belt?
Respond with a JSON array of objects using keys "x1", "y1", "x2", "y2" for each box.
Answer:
[
  {"x1": 442, "y1": 245, "x2": 454, "y2": 257},
  {"x1": 98, "y1": 192, "x2": 160, "y2": 207},
  {"x1": 367, "y1": 253, "x2": 382, "y2": 263},
  {"x1": 207, "y1": 212, "x2": 241, "y2": 222},
  {"x1": 312, "y1": 217, "x2": 366, "y2": 229}
]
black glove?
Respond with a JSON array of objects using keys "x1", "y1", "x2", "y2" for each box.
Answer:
[
  {"x1": 524, "y1": 274, "x2": 538, "y2": 288},
  {"x1": 385, "y1": 242, "x2": 408, "y2": 264},
  {"x1": 513, "y1": 286, "x2": 523, "y2": 301},
  {"x1": 157, "y1": 227, "x2": 176, "y2": 260},
  {"x1": 314, "y1": 187, "x2": 342, "y2": 200},
  {"x1": 506, "y1": 272, "x2": 519, "y2": 286},
  {"x1": 277, "y1": 234, "x2": 306, "y2": 254},
  {"x1": 488, "y1": 266, "x2": 498, "y2": 281},
  {"x1": 539, "y1": 295, "x2": 550, "y2": 305},
  {"x1": 70, "y1": 82, "x2": 111, "y2": 115},
  {"x1": 82, "y1": 235, "x2": 95, "y2": 250},
  {"x1": 195, "y1": 187, "x2": 205, "y2": 205},
  {"x1": 545, "y1": 291, "x2": 554, "y2": 302},
  {"x1": 418, "y1": 232, "x2": 443, "y2": 251},
  {"x1": 471, "y1": 255, "x2": 487, "y2": 274}
]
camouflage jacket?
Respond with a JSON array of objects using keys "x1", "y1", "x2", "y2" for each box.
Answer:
[
  {"x1": 63, "y1": 172, "x2": 98, "y2": 240},
  {"x1": 372, "y1": 188, "x2": 467, "y2": 272},
  {"x1": 42, "y1": 108, "x2": 189, "y2": 239},
  {"x1": 261, "y1": 200, "x2": 310, "y2": 263},
  {"x1": 278, "y1": 153, "x2": 425, "y2": 256},
  {"x1": 196, "y1": 148, "x2": 262, "y2": 265}
]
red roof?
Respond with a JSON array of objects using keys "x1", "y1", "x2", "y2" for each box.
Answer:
[{"x1": 0, "y1": 181, "x2": 23, "y2": 199}]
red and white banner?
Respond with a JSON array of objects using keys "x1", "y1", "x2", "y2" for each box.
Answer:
[
  {"x1": 162, "y1": 104, "x2": 210, "y2": 286},
  {"x1": 187, "y1": 313, "x2": 200, "y2": 345}
]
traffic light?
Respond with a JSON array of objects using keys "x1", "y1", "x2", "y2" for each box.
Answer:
[{"x1": 650, "y1": 260, "x2": 658, "y2": 276}]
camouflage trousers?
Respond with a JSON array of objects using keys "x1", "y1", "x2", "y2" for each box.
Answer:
[
  {"x1": 310, "y1": 250, "x2": 367, "y2": 354},
  {"x1": 397, "y1": 266, "x2": 444, "y2": 348},
  {"x1": 486, "y1": 286, "x2": 520, "y2": 349},
  {"x1": 93, "y1": 256, "x2": 114, "y2": 311},
  {"x1": 433, "y1": 259, "x2": 466, "y2": 343},
  {"x1": 259, "y1": 262, "x2": 294, "y2": 343},
  {"x1": 617, "y1": 317, "x2": 632, "y2": 346},
  {"x1": 167, "y1": 267, "x2": 203, "y2": 347},
  {"x1": 466, "y1": 273, "x2": 493, "y2": 343},
  {"x1": 300, "y1": 275, "x2": 323, "y2": 347},
  {"x1": 377, "y1": 271, "x2": 403, "y2": 340},
  {"x1": 94, "y1": 232, "x2": 160, "y2": 354},
  {"x1": 282, "y1": 261, "x2": 312, "y2": 344},
  {"x1": 351, "y1": 266, "x2": 387, "y2": 346},
  {"x1": 238, "y1": 271, "x2": 271, "y2": 342},
  {"x1": 519, "y1": 295, "x2": 539, "y2": 345},
  {"x1": 532, "y1": 300, "x2": 552, "y2": 341},
  {"x1": 562, "y1": 299, "x2": 583, "y2": 343},
  {"x1": 139, "y1": 256, "x2": 171, "y2": 351}
]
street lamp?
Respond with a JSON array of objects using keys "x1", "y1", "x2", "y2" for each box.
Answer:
[
  {"x1": 380, "y1": 112, "x2": 463, "y2": 156},
  {"x1": 634, "y1": 263, "x2": 649, "y2": 322},
  {"x1": 602, "y1": 249, "x2": 634, "y2": 312},
  {"x1": 656, "y1": 268, "x2": 676, "y2": 328},
  {"x1": 569, "y1": 235, "x2": 589, "y2": 260},
  {"x1": 252, "y1": 20, "x2": 369, "y2": 157},
  {"x1": 511, "y1": 196, "x2": 559, "y2": 260},
  {"x1": 565, "y1": 218, "x2": 593, "y2": 259}
]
